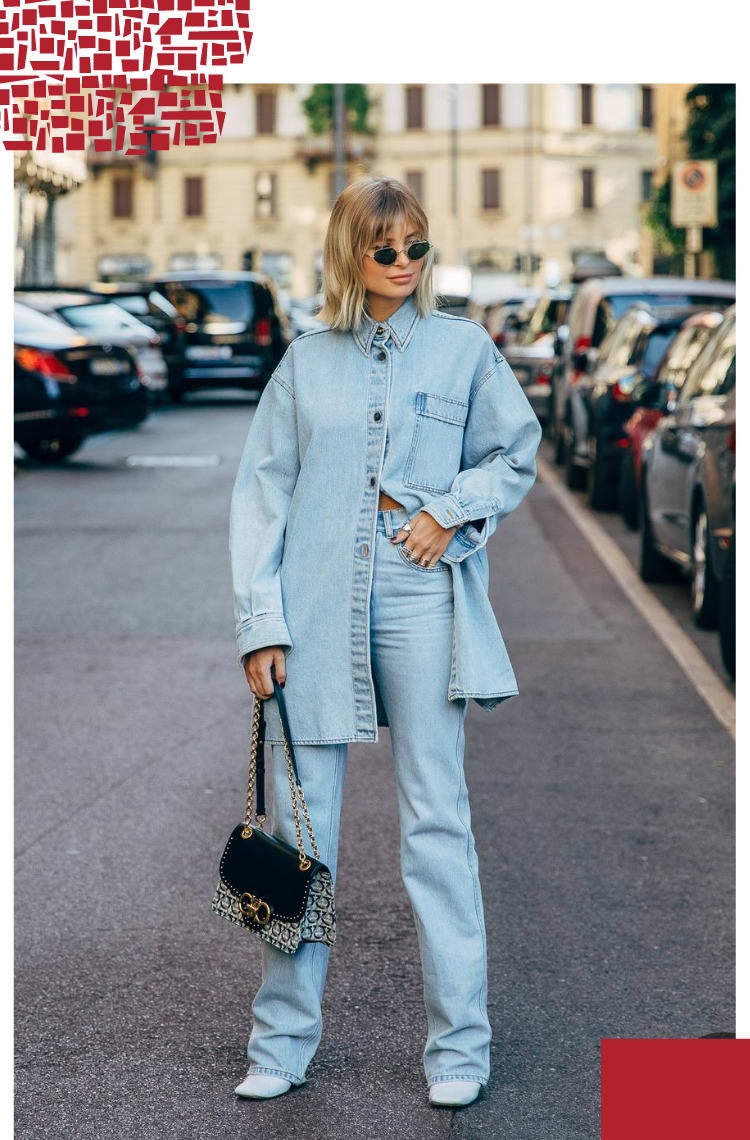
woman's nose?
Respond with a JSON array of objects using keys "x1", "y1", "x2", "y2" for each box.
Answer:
[{"x1": 395, "y1": 248, "x2": 410, "y2": 268}]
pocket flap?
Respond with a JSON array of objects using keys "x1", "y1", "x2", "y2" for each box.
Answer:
[{"x1": 416, "y1": 391, "x2": 469, "y2": 426}]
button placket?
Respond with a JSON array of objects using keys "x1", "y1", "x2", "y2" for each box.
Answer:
[{"x1": 351, "y1": 336, "x2": 390, "y2": 737}]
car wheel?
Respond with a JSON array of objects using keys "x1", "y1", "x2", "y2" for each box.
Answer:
[
  {"x1": 619, "y1": 448, "x2": 639, "y2": 530},
  {"x1": 553, "y1": 415, "x2": 566, "y2": 466},
  {"x1": 690, "y1": 503, "x2": 720, "y2": 630},
  {"x1": 586, "y1": 434, "x2": 618, "y2": 511},
  {"x1": 563, "y1": 421, "x2": 586, "y2": 490},
  {"x1": 718, "y1": 531, "x2": 735, "y2": 678},
  {"x1": 167, "y1": 382, "x2": 185, "y2": 403},
  {"x1": 21, "y1": 437, "x2": 84, "y2": 463},
  {"x1": 638, "y1": 474, "x2": 681, "y2": 583}
]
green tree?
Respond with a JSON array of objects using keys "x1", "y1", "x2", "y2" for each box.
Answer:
[
  {"x1": 301, "y1": 84, "x2": 374, "y2": 136},
  {"x1": 646, "y1": 84, "x2": 735, "y2": 279}
]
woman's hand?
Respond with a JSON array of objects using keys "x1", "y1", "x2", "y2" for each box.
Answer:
[
  {"x1": 390, "y1": 511, "x2": 459, "y2": 568},
  {"x1": 242, "y1": 646, "x2": 286, "y2": 698}
]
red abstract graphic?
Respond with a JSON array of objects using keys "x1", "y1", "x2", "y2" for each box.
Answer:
[{"x1": 0, "y1": 0, "x2": 253, "y2": 153}]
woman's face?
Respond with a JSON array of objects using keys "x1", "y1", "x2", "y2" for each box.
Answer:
[{"x1": 360, "y1": 215, "x2": 424, "y2": 308}]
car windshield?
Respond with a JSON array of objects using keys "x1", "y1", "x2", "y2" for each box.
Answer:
[
  {"x1": 609, "y1": 292, "x2": 733, "y2": 318},
  {"x1": 158, "y1": 281, "x2": 256, "y2": 324},
  {"x1": 637, "y1": 328, "x2": 679, "y2": 377},
  {"x1": 57, "y1": 301, "x2": 142, "y2": 332},
  {"x1": 14, "y1": 302, "x2": 75, "y2": 340},
  {"x1": 519, "y1": 297, "x2": 568, "y2": 344}
]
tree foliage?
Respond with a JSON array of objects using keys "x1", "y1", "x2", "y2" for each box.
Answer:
[{"x1": 301, "y1": 84, "x2": 374, "y2": 136}]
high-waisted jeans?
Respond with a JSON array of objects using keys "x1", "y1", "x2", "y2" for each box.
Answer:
[{"x1": 243, "y1": 507, "x2": 492, "y2": 1089}]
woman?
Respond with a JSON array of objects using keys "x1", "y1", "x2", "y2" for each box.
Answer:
[{"x1": 228, "y1": 176, "x2": 542, "y2": 1106}]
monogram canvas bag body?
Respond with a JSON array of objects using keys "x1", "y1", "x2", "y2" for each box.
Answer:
[{"x1": 212, "y1": 674, "x2": 337, "y2": 955}]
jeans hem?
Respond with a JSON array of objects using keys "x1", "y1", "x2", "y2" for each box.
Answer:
[
  {"x1": 427, "y1": 1072, "x2": 489, "y2": 1087},
  {"x1": 243, "y1": 1064, "x2": 307, "y2": 1085}
]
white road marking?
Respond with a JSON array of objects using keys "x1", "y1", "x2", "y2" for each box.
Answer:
[{"x1": 536, "y1": 454, "x2": 735, "y2": 740}]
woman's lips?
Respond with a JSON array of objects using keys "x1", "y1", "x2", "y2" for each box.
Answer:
[{"x1": 388, "y1": 274, "x2": 413, "y2": 283}]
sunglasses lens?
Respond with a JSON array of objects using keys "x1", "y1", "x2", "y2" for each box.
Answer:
[
  {"x1": 373, "y1": 247, "x2": 397, "y2": 265},
  {"x1": 407, "y1": 241, "x2": 430, "y2": 261}
]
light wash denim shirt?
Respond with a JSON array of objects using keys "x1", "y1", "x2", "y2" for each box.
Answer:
[{"x1": 229, "y1": 291, "x2": 542, "y2": 744}]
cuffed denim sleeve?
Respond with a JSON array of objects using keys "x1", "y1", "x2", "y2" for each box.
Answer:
[
  {"x1": 229, "y1": 349, "x2": 300, "y2": 667},
  {"x1": 420, "y1": 354, "x2": 543, "y2": 563}
]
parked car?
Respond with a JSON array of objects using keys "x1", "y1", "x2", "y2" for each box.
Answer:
[
  {"x1": 85, "y1": 281, "x2": 184, "y2": 358},
  {"x1": 485, "y1": 294, "x2": 542, "y2": 350},
  {"x1": 149, "y1": 270, "x2": 293, "y2": 400},
  {"x1": 718, "y1": 499, "x2": 735, "y2": 679},
  {"x1": 502, "y1": 288, "x2": 572, "y2": 428},
  {"x1": 573, "y1": 304, "x2": 716, "y2": 510},
  {"x1": 14, "y1": 300, "x2": 149, "y2": 463},
  {"x1": 14, "y1": 288, "x2": 168, "y2": 405},
  {"x1": 553, "y1": 276, "x2": 736, "y2": 479},
  {"x1": 619, "y1": 310, "x2": 726, "y2": 528},
  {"x1": 286, "y1": 294, "x2": 327, "y2": 337},
  {"x1": 638, "y1": 305, "x2": 736, "y2": 631}
]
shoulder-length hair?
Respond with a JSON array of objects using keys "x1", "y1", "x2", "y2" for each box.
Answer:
[{"x1": 318, "y1": 176, "x2": 437, "y2": 331}]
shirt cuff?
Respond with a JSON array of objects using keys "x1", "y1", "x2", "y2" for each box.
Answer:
[
  {"x1": 418, "y1": 494, "x2": 470, "y2": 529},
  {"x1": 236, "y1": 613, "x2": 293, "y2": 668}
]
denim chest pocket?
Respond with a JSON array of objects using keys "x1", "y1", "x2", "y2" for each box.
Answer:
[{"x1": 404, "y1": 391, "x2": 469, "y2": 493}]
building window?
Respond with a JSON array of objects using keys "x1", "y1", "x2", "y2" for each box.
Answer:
[
  {"x1": 640, "y1": 85, "x2": 654, "y2": 129},
  {"x1": 256, "y1": 90, "x2": 276, "y2": 134},
  {"x1": 184, "y1": 176, "x2": 204, "y2": 218},
  {"x1": 112, "y1": 176, "x2": 133, "y2": 219},
  {"x1": 405, "y1": 85, "x2": 424, "y2": 129},
  {"x1": 581, "y1": 168, "x2": 595, "y2": 209},
  {"x1": 481, "y1": 168, "x2": 501, "y2": 211},
  {"x1": 255, "y1": 171, "x2": 277, "y2": 219},
  {"x1": 405, "y1": 170, "x2": 424, "y2": 202},
  {"x1": 641, "y1": 169, "x2": 653, "y2": 202},
  {"x1": 481, "y1": 84, "x2": 501, "y2": 127},
  {"x1": 580, "y1": 84, "x2": 594, "y2": 126}
]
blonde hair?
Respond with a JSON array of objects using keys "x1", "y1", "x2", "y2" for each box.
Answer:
[{"x1": 318, "y1": 176, "x2": 437, "y2": 330}]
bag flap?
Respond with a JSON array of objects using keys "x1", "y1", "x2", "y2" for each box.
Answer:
[{"x1": 219, "y1": 823, "x2": 325, "y2": 920}]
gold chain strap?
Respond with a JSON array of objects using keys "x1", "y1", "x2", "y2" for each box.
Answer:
[{"x1": 241, "y1": 695, "x2": 319, "y2": 870}]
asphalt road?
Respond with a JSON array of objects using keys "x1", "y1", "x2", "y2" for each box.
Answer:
[{"x1": 15, "y1": 396, "x2": 735, "y2": 1139}]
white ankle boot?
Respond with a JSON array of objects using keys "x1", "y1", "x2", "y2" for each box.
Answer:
[
  {"x1": 428, "y1": 1079, "x2": 481, "y2": 1106},
  {"x1": 234, "y1": 1071, "x2": 293, "y2": 1099}
]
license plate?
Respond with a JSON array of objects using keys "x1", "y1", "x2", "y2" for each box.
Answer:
[
  {"x1": 89, "y1": 358, "x2": 130, "y2": 375},
  {"x1": 185, "y1": 345, "x2": 233, "y2": 361}
]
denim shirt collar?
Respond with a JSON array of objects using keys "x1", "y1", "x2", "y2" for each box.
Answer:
[{"x1": 351, "y1": 292, "x2": 421, "y2": 356}]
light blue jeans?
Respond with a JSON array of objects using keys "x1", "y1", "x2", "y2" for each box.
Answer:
[{"x1": 243, "y1": 507, "x2": 491, "y2": 1089}]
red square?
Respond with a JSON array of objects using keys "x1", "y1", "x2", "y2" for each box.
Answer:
[{"x1": 602, "y1": 1039, "x2": 749, "y2": 1139}]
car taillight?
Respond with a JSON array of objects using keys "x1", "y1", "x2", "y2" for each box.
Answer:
[
  {"x1": 174, "y1": 317, "x2": 186, "y2": 332},
  {"x1": 14, "y1": 346, "x2": 76, "y2": 382},
  {"x1": 574, "y1": 335, "x2": 591, "y2": 353},
  {"x1": 254, "y1": 317, "x2": 272, "y2": 347},
  {"x1": 611, "y1": 380, "x2": 632, "y2": 403},
  {"x1": 536, "y1": 372, "x2": 551, "y2": 385},
  {"x1": 727, "y1": 423, "x2": 735, "y2": 452},
  {"x1": 494, "y1": 332, "x2": 506, "y2": 347}
]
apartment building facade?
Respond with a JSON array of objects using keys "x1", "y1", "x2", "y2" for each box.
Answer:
[{"x1": 68, "y1": 83, "x2": 666, "y2": 296}]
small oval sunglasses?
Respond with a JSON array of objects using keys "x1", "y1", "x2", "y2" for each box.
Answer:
[{"x1": 367, "y1": 240, "x2": 432, "y2": 266}]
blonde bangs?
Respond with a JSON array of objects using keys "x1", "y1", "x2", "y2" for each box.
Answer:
[{"x1": 319, "y1": 176, "x2": 437, "y2": 331}]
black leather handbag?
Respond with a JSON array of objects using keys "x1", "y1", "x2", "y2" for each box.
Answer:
[{"x1": 211, "y1": 672, "x2": 337, "y2": 955}]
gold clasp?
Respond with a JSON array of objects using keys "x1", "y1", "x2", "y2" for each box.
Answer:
[{"x1": 239, "y1": 892, "x2": 272, "y2": 925}]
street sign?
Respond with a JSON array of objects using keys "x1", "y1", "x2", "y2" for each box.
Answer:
[{"x1": 670, "y1": 160, "x2": 718, "y2": 228}]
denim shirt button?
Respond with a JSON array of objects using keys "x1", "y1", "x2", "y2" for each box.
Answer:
[
  {"x1": 369, "y1": 475, "x2": 376, "y2": 486},
  {"x1": 373, "y1": 410, "x2": 382, "y2": 421},
  {"x1": 360, "y1": 542, "x2": 369, "y2": 557},
  {"x1": 377, "y1": 351, "x2": 386, "y2": 361},
  {"x1": 376, "y1": 325, "x2": 385, "y2": 335}
]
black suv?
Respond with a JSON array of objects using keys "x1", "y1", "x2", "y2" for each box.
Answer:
[{"x1": 149, "y1": 271, "x2": 294, "y2": 401}]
